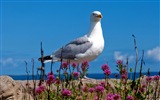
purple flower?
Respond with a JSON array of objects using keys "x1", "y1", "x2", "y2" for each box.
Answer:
[
  {"x1": 153, "y1": 75, "x2": 159, "y2": 81},
  {"x1": 121, "y1": 69, "x2": 127, "y2": 74},
  {"x1": 82, "y1": 86, "x2": 88, "y2": 92},
  {"x1": 73, "y1": 72, "x2": 79, "y2": 78},
  {"x1": 62, "y1": 62, "x2": 68, "y2": 69},
  {"x1": 61, "y1": 89, "x2": 72, "y2": 97},
  {"x1": 81, "y1": 61, "x2": 89, "y2": 71},
  {"x1": 35, "y1": 85, "x2": 45, "y2": 94},
  {"x1": 146, "y1": 76, "x2": 152, "y2": 82},
  {"x1": 106, "y1": 93, "x2": 114, "y2": 100},
  {"x1": 88, "y1": 88, "x2": 95, "y2": 93},
  {"x1": 71, "y1": 62, "x2": 77, "y2": 68},
  {"x1": 116, "y1": 60, "x2": 123, "y2": 65},
  {"x1": 100, "y1": 81, "x2": 106, "y2": 87},
  {"x1": 101, "y1": 64, "x2": 109, "y2": 71},
  {"x1": 121, "y1": 74, "x2": 127, "y2": 79},
  {"x1": 55, "y1": 78, "x2": 60, "y2": 84},
  {"x1": 113, "y1": 94, "x2": 121, "y2": 100},
  {"x1": 127, "y1": 95, "x2": 134, "y2": 100},
  {"x1": 106, "y1": 93, "x2": 121, "y2": 100},
  {"x1": 104, "y1": 69, "x2": 111, "y2": 76},
  {"x1": 48, "y1": 74, "x2": 54, "y2": 80},
  {"x1": 35, "y1": 88, "x2": 41, "y2": 94},
  {"x1": 82, "y1": 60, "x2": 89, "y2": 67},
  {"x1": 46, "y1": 80, "x2": 52, "y2": 85},
  {"x1": 95, "y1": 85, "x2": 104, "y2": 93},
  {"x1": 142, "y1": 83, "x2": 147, "y2": 88},
  {"x1": 46, "y1": 73, "x2": 55, "y2": 85}
]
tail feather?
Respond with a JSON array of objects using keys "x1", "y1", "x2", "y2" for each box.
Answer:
[
  {"x1": 38, "y1": 55, "x2": 52, "y2": 61},
  {"x1": 38, "y1": 55, "x2": 59, "y2": 63}
]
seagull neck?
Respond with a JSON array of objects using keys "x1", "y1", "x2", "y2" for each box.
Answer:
[{"x1": 87, "y1": 21, "x2": 102, "y2": 37}]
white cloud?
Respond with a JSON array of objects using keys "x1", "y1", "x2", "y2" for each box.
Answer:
[
  {"x1": 147, "y1": 46, "x2": 160, "y2": 61},
  {"x1": 114, "y1": 51, "x2": 125, "y2": 60},
  {"x1": 114, "y1": 51, "x2": 134, "y2": 62},
  {"x1": 0, "y1": 58, "x2": 17, "y2": 67}
]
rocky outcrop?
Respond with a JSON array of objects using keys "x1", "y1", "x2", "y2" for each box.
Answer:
[{"x1": 0, "y1": 76, "x2": 25, "y2": 100}]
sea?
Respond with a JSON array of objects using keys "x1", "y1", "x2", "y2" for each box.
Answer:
[{"x1": 9, "y1": 72, "x2": 159, "y2": 80}]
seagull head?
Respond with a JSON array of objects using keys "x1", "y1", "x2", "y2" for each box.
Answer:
[{"x1": 90, "y1": 11, "x2": 102, "y2": 22}]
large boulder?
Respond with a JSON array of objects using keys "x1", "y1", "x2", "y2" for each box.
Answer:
[{"x1": 0, "y1": 76, "x2": 24, "y2": 100}]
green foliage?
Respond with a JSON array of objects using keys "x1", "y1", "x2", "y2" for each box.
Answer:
[{"x1": 130, "y1": 68, "x2": 133, "y2": 73}]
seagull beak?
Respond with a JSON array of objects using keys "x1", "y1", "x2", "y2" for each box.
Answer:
[{"x1": 97, "y1": 14, "x2": 102, "y2": 18}]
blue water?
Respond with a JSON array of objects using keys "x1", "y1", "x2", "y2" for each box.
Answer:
[{"x1": 9, "y1": 72, "x2": 159, "y2": 80}]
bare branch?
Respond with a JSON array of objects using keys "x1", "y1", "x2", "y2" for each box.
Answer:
[{"x1": 132, "y1": 34, "x2": 139, "y2": 81}]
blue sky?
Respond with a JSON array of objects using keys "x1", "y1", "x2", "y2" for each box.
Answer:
[{"x1": 0, "y1": 0, "x2": 159, "y2": 75}]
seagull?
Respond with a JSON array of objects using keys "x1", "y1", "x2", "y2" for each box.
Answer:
[{"x1": 39, "y1": 11, "x2": 104, "y2": 77}]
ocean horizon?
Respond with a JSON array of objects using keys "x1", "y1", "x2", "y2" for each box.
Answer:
[{"x1": 8, "y1": 72, "x2": 160, "y2": 80}]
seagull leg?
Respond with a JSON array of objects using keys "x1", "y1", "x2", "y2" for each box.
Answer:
[
  {"x1": 77, "y1": 63, "x2": 81, "y2": 75},
  {"x1": 77, "y1": 63, "x2": 93, "y2": 80},
  {"x1": 83, "y1": 76, "x2": 92, "y2": 80}
]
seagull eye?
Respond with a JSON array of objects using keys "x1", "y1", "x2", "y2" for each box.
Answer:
[{"x1": 92, "y1": 13, "x2": 96, "y2": 16}]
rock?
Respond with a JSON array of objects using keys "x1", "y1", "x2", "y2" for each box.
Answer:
[{"x1": 0, "y1": 76, "x2": 24, "y2": 100}]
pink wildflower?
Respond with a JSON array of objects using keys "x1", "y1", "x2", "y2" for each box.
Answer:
[
  {"x1": 95, "y1": 85, "x2": 104, "y2": 93},
  {"x1": 100, "y1": 81, "x2": 106, "y2": 87},
  {"x1": 121, "y1": 74, "x2": 127, "y2": 79},
  {"x1": 104, "y1": 69, "x2": 111, "y2": 76},
  {"x1": 101, "y1": 64, "x2": 109, "y2": 71},
  {"x1": 46, "y1": 73, "x2": 55, "y2": 85},
  {"x1": 142, "y1": 83, "x2": 147, "y2": 88},
  {"x1": 88, "y1": 88, "x2": 95, "y2": 93},
  {"x1": 116, "y1": 60, "x2": 123, "y2": 65},
  {"x1": 106, "y1": 93, "x2": 114, "y2": 100},
  {"x1": 153, "y1": 75, "x2": 159, "y2": 81},
  {"x1": 121, "y1": 69, "x2": 127, "y2": 74},
  {"x1": 81, "y1": 60, "x2": 89, "y2": 71},
  {"x1": 48, "y1": 74, "x2": 54, "y2": 80},
  {"x1": 46, "y1": 80, "x2": 53, "y2": 85},
  {"x1": 62, "y1": 62, "x2": 68, "y2": 69},
  {"x1": 71, "y1": 62, "x2": 77, "y2": 68},
  {"x1": 113, "y1": 94, "x2": 121, "y2": 100},
  {"x1": 127, "y1": 95, "x2": 134, "y2": 100},
  {"x1": 82, "y1": 60, "x2": 89, "y2": 67},
  {"x1": 61, "y1": 89, "x2": 72, "y2": 97},
  {"x1": 146, "y1": 76, "x2": 152, "y2": 82},
  {"x1": 82, "y1": 86, "x2": 88, "y2": 92},
  {"x1": 73, "y1": 72, "x2": 79, "y2": 78},
  {"x1": 106, "y1": 94, "x2": 121, "y2": 100},
  {"x1": 35, "y1": 85, "x2": 45, "y2": 94},
  {"x1": 46, "y1": 79, "x2": 54, "y2": 85}
]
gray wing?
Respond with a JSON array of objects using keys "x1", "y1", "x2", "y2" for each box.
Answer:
[{"x1": 53, "y1": 36, "x2": 92, "y2": 60}]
